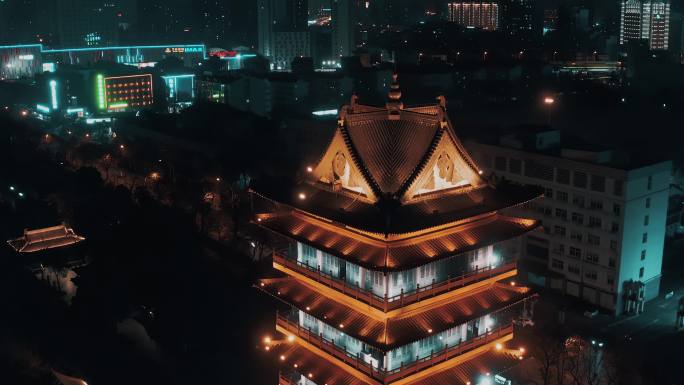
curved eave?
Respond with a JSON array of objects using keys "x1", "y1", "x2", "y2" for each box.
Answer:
[
  {"x1": 257, "y1": 277, "x2": 534, "y2": 351},
  {"x1": 254, "y1": 211, "x2": 541, "y2": 272}
]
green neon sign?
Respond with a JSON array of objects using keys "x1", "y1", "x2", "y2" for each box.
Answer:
[{"x1": 96, "y1": 74, "x2": 106, "y2": 110}]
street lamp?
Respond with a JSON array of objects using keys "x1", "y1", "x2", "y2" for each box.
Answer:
[{"x1": 544, "y1": 97, "x2": 555, "y2": 126}]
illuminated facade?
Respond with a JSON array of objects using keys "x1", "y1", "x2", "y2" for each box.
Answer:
[
  {"x1": 0, "y1": 44, "x2": 42, "y2": 79},
  {"x1": 0, "y1": 44, "x2": 206, "y2": 79},
  {"x1": 254, "y1": 77, "x2": 541, "y2": 385},
  {"x1": 466, "y1": 130, "x2": 672, "y2": 315},
  {"x1": 104, "y1": 74, "x2": 154, "y2": 112},
  {"x1": 448, "y1": 2, "x2": 500, "y2": 31},
  {"x1": 162, "y1": 74, "x2": 196, "y2": 107},
  {"x1": 620, "y1": 0, "x2": 671, "y2": 50}
]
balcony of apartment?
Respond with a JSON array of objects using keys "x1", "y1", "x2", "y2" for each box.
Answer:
[
  {"x1": 274, "y1": 252, "x2": 517, "y2": 313},
  {"x1": 275, "y1": 312, "x2": 514, "y2": 385}
]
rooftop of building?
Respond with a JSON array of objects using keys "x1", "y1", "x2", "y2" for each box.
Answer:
[
  {"x1": 468, "y1": 126, "x2": 669, "y2": 170},
  {"x1": 7, "y1": 224, "x2": 85, "y2": 253}
]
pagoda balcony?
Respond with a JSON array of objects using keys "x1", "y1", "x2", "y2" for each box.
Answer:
[
  {"x1": 276, "y1": 311, "x2": 514, "y2": 384},
  {"x1": 274, "y1": 252, "x2": 517, "y2": 313}
]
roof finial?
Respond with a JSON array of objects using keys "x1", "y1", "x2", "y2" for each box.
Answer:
[
  {"x1": 386, "y1": 73, "x2": 403, "y2": 119},
  {"x1": 388, "y1": 73, "x2": 402, "y2": 101}
]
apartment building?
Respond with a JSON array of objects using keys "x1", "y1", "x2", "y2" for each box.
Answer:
[{"x1": 466, "y1": 129, "x2": 672, "y2": 315}]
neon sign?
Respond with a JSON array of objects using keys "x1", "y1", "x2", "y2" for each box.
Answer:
[
  {"x1": 36, "y1": 104, "x2": 51, "y2": 113},
  {"x1": 96, "y1": 74, "x2": 106, "y2": 110},
  {"x1": 49, "y1": 80, "x2": 58, "y2": 110},
  {"x1": 165, "y1": 47, "x2": 203, "y2": 54}
]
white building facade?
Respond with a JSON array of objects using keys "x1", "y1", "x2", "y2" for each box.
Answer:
[
  {"x1": 620, "y1": 0, "x2": 671, "y2": 50},
  {"x1": 467, "y1": 133, "x2": 672, "y2": 315}
]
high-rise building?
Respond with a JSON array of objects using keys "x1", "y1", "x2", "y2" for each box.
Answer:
[
  {"x1": 258, "y1": 0, "x2": 309, "y2": 62},
  {"x1": 620, "y1": 0, "x2": 671, "y2": 50},
  {"x1": 137, "y1": 0, "x2": 194, "y2": 44},
  {"x1": 543, "y1": 9, "x2": 558, "y2": 35},
  {"x1": 287, "y1": 0, "x2": 309, "y2": 31},
  {"x1": 199, "y1": 0, "x2": 229, "y2": 47},
  {"x1": 54, "y1": 0, "x2": 128, "y2": 47},
  {"x1": 331, "y1": 0, "x2": 356, "y2": 58},
  {"x1": 467, "y1": 130, "x2": 672, "y2": 315},
  {"x1": 255, "y1": 79, "x2": 541, "y2": 385},
  {"x1": 500, "y1": 0, "x2": 534, "y2": 40},
  {"x1": 448, "y1": 2, "x2": 500, "y2": 31}
]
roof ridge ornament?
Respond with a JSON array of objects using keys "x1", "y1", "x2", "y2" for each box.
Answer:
[{"x1": 386, "y1": 73, "x2": 403, "y2": 120}]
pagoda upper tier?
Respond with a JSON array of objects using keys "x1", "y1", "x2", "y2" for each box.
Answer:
[{"x1": 251, "y1": 83, "x2": 541, "y2": 237}]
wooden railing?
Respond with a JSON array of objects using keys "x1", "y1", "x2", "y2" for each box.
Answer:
[
  {"x1": 274, "y1": 252, "x2": 516, "y2": 312},
  {"x1": 276, "y1": 312, "x2": 514, "y2": 384},
  {"x1": 278, "y1": 373, "x2": 294, "y2": 385}
]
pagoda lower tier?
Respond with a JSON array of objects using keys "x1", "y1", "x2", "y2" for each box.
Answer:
[
  {"x1": 257, "y1": 274, "x2": 534, "y2": 375},
  {"x1": 266, "y1": 327, "x2": 526, "y2": 385}
]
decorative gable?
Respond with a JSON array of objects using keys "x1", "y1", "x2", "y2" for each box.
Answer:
[
  {"x1": 404, "y1": 128, "x2": 485, "y2": 201},
  {"x1": 310, "y1": 128, "x2": 374, "y2": 200}
]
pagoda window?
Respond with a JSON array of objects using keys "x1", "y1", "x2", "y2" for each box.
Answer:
[
  {"x1": 345, "y1": 262, "x2": 362, "y2": 287},
  {"x1": 297, "y1": 242, "x2": 318, "y2": 269},
  {"x1": 321, "y1": 252, "x2": 341, "y2": 278},
  {"x1": 387, "y1": 269, "x2": 417, "y2": 298}
]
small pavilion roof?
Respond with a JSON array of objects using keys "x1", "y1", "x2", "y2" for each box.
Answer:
[
  {"x1": 271, "y1": 336, "x2": 524, "y2": 385},
  {"x1": 259, "y1": 277, "x2": 531, "y2": 351},
  {"x1": 7, "y1": 224, "x2": 84, "y2": 253},
  {"x1": 257, "y1": 211, "x2": 539, "y2": 271}
]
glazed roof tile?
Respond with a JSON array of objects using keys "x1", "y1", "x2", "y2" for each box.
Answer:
[{"x1": 344, "y1": 113, "x2": 440, "y2": 196}]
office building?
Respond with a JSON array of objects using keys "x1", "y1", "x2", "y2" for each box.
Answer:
[
  {"x1": 258, "y1": 0, "x2": 309, "y2": 63},
  {"x1": 254, "y1": 79, "x2": 540, "y2": 385},
  {"x1": 274, "y1": 31, "x2": 311, "y2": 70},
  {"x1": 500, "y1": 0, "x2": 534, "y2": 39},
  {"x1": 620, "y1": 0, "x2": 671, "y2": 50},
  {"x1": 448, "y1": 2, "x2": 500, "y2": 31},
  {"x1": 467, "y1": 129, "x2": 672, "y2": 315},
  {"x1": 543, "y1": 9, "x2": 558, "y2": 35},
  {"x1": 101, "y1": 73, "x2": 154, "y2": 112},
  {"x1": 331, "y1": 0, "x2": 357, "y2": 58},
  {"x1": 198, "y1": 0, "x2": 229, "y2": 46}
]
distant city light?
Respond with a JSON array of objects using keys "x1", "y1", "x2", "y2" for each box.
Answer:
[
  {"x1": 312, "y1": 109, "x2": 338, "y2": 116},
  {"x1": 49, "y1": 80, "x2": 58, "y2": 109},
  {"x1": 544, "y1": 97, "x2": 555, "y2": 105},
  {"x1": 96, "y1": 74, "x2": 106, "y2": 110},
  {"x1": 36, "y1": 104, "x2": 51, "y2": 114}
]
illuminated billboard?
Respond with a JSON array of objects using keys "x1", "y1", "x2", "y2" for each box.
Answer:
[{"x1": 104, "y1": 74, "x2": 154, "y2": 112}]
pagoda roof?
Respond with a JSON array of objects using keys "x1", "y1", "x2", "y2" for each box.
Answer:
[
  {"x1": 7, "y1": 224, "x2": 85, "y2": 253},
  {"x1": 252, "y1": 181, "x2": 541, "y2": 237},
  {"x1": 271, "y1": 334, "x2": 523, "y2": 385},
  {"x1": 257, "y1": 210, "x2": 539, "y2": 271},
  {"x1": 251, "y1": 78, "x2": 542, "y2": 235},
  {"x1": 259, "y1": 277, "x2": 531, "y2": 351},
  {"x1": 343, "y1": 110, "x2": 441, "y2": 196}
]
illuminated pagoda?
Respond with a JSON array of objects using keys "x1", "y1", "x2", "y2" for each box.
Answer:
[{"x1": 254, "y1": 76, "x2": 541, "y2": 385}]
